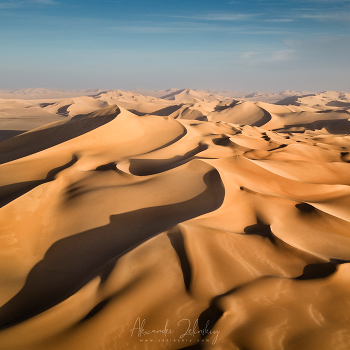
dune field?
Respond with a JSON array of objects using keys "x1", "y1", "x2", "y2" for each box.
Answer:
[{"x1": 0, "y1": 88, "x2": 350, "y2": 350}]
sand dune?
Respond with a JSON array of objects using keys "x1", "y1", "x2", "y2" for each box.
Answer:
[
  {"x1": 276, "y1": 91, "x2": 350, "y2": 111},
  {"x1": 0, "y1": 98, "x2": 68, "y2": 142},
  {"x1": 0, "y1": 88, "x2": 103, "y2": 100},
  {"x1": 131, "y1": 89, "x2": 312, "y2": 103},
  {"x1": 159, "y1": 89, "x2": 229, "y2": 102},
  {"x1": 0, "y1": 90, "x2": 350, "y2": 349}
]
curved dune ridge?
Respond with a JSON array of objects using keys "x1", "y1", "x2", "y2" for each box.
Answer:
[{"x1": 0, "y1": 92, "x2": 350, "y2": 350}]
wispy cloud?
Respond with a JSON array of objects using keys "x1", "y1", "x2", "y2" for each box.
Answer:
[
  {"x1": 270, "y1": 49, "x2": 295, "y2": 61},
  {"x1": 34, "y1": 0, "x2": 58, "y2": 4},
  {"x1": 299, "y1": 12, "x2": 350, "y2": 21},
  {"x1": 240, "y1": 49, "x2": 296, "y2": 64},
  {"x1": 240, "y1": 51, "x2": 261, "y2": 59},
  {"x1": 0, "y1": 1, "x2": 21, "y2": 9},
  {"x1": 110, "y1": 22, "x2": 299, "y2": 35},
  {"x1": 301, "y1": 0, "x2": 350, "y2": 2},
  {"x1": 0, "y1": 0, "x2": 58, "y2": 9},
  {"x1": 151, "y1": 9, "x2": 349, "y2": 25},
  {"x1": 152, "y1": 12, "x2": 258, "y2": 22},
  {"x1": 260, "y1": 8, "x2": 350, "y2": 24},
  {"x1": 264, "y1": 18, "x2": 295, "y2": 23},
  {"x1": 110, "y1": 21, "x2": 228, "y2": 34},
  {"x1": 194, "y1": 13, "x2": 256, "y2": 21},
  {"x1": 284, "y1": 39, "x2": 302, "y2": 47}
]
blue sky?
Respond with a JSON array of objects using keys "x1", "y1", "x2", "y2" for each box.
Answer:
[{"x1": 0, "y1": 0, "x2": 349, "y2": 91}]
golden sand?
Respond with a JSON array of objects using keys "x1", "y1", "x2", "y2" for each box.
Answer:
[{"x1": 0, "y1": 89, "x2": 350, "y2": 349}]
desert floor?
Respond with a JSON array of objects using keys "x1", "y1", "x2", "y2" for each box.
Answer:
[{"x1": 0, "y1": 88, "x2": 350, "y2": 350}]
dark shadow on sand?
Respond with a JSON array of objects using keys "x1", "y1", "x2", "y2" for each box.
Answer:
[
  {"x1": 244, "y1": 220, "x2": 276, "y2": 244},
  {"x1": 128, "y1": 144, "x2": 209, "y2": 176},
  {"x1": 251, "y1": 108, "x2": 272, "y2": 128},
  {"x1": 0, "y1": 130, "x2": 26, "y2": 143},
  {"x1": 0, "y1": 155, "x2": 78, "y2": 208},
  {"x1": 168, "y1": 227, "x2": 192, "y2": 291},
  {"x1": 0, "y1": 106, "x2": 120, "y2": 165},
  {"x1": 273, "y1": 117, "x2": 350, "y2": 134},
  {"x1": 0, "y1": 170, "x2": 225, "y2": 330},
  {"x1": 150, "y1": 104, "x2": 184, "y2": 116}
]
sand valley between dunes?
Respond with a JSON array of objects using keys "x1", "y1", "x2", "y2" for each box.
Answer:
[{"x1": 0, "y1": 88, "x2": 350, "y2": 350}]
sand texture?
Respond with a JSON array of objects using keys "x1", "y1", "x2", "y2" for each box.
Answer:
[{"x1": 0, "y1": 89, "x2": 350, "y2": 349}]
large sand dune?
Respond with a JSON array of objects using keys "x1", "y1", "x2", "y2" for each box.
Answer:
[{"x1": 0, "y1": 89, "x2": 350, "y2": 349}]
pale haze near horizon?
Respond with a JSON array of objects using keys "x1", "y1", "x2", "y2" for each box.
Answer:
[{"x1": 0, "y1": 0, "x2": 349, "y2": 92}]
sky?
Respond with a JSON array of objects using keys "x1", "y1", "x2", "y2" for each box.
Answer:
[{"x1": 0, "y1": 0, "x2": 349, "y2": 92}]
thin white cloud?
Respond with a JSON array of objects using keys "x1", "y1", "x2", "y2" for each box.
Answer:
[
  {"x1": 299, "y1": 12, "x2": 350, "y2": 21},
  {"x1": 110, "y1": 23, "x2": 299, "y2": 35},
  {"x1": 112, "y1": 24, "x2": 231, "y2": 34},
  {"x1": 240, "y1": 51, "x2": 261, "y2": 59},
  {"x1": 196, "y1": 13, "x2": 256, "y2": 21},
  {"x1": 257, "y1": 9, "x2": 350, "y2": 23},
  {"x1": 242, "y1": 30, "x2": 299, "y2": 34},
  {"x1": 152, "y1": 10, "x2": 348, "y2": 25},
  {"x1": 239, "y1": 49, "x2": 296, "y2": 64},
  {"x1": 0, "y1": 1, "x2": 21, "y2": 9},
  {"x1": 270, "y1": 49, "x2": 295, "y2": 61},
  {"x1": 264, "y1": 18, "x2": 295, "y2": 22},
  {"x1": 0, "y1": 0, "x2": 58, "y2": 9},
  {"x1": 284, "y1": 39, "x2": 302, "y2": 47},
  {"x1": 302, "y1": 0, "x2": 350, "y2": 2},
  {"x1": 34, "y1": 0, "x2": 58, "y2": 4},
  {"x1": 154, "y1": 13, "x2": 257, "y2": 21}
]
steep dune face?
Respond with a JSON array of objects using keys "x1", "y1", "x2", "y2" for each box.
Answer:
[
  {"x1": 0, "y1": 93, "x2": 350, "y2": 349},
  {"x1": 276, "y1": 91, "x2": 350, "y2": 110}
]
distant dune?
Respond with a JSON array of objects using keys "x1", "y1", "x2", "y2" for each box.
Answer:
[
  {"x1": 0, "y1": 89, "x2": 350, "y2": 349},
  {"x1": 1, "y1": 88, "x2": 349, "y2": 138},
  {"x1": 0, "y1": 88, "x2": 103, "y2": 100}
]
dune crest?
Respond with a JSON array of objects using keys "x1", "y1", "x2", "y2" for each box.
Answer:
[{"x1": 0, "y1": 91, "x2": 350, "y2": 349}]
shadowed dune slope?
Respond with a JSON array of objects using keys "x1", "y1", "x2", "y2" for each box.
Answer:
[
  {"x1": 0, "y1": 99, "x2": 350, "y2": 350},
  {"x1": 0, "y1": 105, "x2": 120, "y2": 164}
]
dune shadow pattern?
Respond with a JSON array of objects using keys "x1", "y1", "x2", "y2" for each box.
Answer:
[
  {"x1": 251, "y1": 107, "x2": 272, "y2": 128},
  {"x1": 0, "y1": 106, "x2": 120, "y2": 165},
  {"x1": 0, "y1": 155, "x2": 78, "y2": 208},
  {"x1": 0, "y1": 170, "x2": 225, "y2": 330},
  {"x1": 128, "y1": 144, "x2": 209, "y2": 176},
  {"x1": 167, "y1": 227, "x2": 192, "y2": 291},
  {"x1": 150, "y1": 104, "x2": 184, "y2": 116},
  {"x1": 244, "y1": 220, "x2": 276, "y2": 244},
  {"x1": 274, "y1": 118, "x2": 350, "y2": 134}
]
